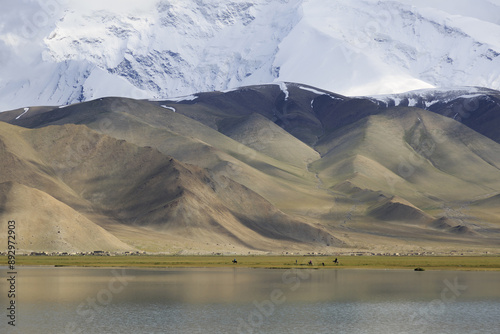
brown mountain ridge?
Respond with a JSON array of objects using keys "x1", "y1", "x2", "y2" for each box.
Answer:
[
  {"x1": 1, "y1": 83, "x2": 499, "y2": 254},
  {"x1": 0, "y1": 121, "x2": 337, "y2": 253}
]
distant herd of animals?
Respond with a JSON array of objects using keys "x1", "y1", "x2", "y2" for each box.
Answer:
[{"x1": 231, "y1": 258, "x2": 340, "y2": 265}]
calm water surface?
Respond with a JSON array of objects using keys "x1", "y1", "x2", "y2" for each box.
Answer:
[{"x1": 1, "y1": 266, "x2": 499, "y2": 334}]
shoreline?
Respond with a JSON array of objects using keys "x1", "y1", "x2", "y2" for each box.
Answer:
[{"x1": 2, "y1": 255, "x2": 499, "y2": 271}]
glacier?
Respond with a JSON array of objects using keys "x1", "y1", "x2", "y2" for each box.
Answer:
[{"x1": 0, "y1": 0, "x2": 499, "y2": 111}]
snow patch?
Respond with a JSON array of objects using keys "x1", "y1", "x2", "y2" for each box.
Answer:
[
  {"x1": 368, "y1": 86, "x2": 492, "y2": 109},
  {"x1": 327, "y1": 95, "x2": 343, "y2": 101},
  {"x1": 278, "y1": 82, "x2": 289, "y2": 101},
  {"x1": 298, "y1": 86, "x2": 325, "y2": 95},
  {"x1": 408, "y1": 98, "x2": 419, "y2": 107},
  {"x1": 15, "y1": 108, "x2": 29, "y2": 120},
  {"x1": 164, "y1": 95, "x2": 198, "y2": 103},
  {"x1": 425, "y1": 100, "x2": 439, "y2": 108},
  {"x1": 161, "y1": 105, "x2": 176, "y2": 112},
  {"x1": 221, "y1": 87, "x2": 242, "y2": 93}
]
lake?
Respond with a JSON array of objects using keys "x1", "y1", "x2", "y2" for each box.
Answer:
[{"x1": 1, "y1": 266, "x2": 499, "y2": 333}]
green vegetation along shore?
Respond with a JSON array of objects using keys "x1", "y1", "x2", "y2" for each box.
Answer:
[{"x1": 3, "y1": 255, "x2": 500, "y2": 271}]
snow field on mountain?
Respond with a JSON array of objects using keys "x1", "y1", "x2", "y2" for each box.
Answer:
[{"x1": 0, "y1": 0, "x2": 499, "y2": 111}]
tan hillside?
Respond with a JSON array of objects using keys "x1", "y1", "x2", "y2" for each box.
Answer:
[
  {"x1": 0, "y1": 182, "x2": 132, "y2": 252},
  {"x1": 1, "y1": 83, "x2": 499, "y2": 253},
  {"x1": 314, "y1": 108, "x2": 500, "y2": 206},
  {"x1": 0, "y1": 121, "x2": 338, "y2": 253},
  {"x1": 368, "y1": 196, "x2": 434, "y2": 223},
  {"x1": 217, "y1": 112, "x2": 320, "y2": 168}
]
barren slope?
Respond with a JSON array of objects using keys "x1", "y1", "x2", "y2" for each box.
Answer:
[
  {"x1": 0, "y1": 182, "x2": 132, "y2": 252},
  {"x1": 0, "y1": 121, "x2": 338, "y2": 252},
  {"x1": 1, "y1": 83, "x2": 500, "y2": 253}
]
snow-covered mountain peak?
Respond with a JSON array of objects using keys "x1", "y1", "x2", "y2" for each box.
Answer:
[
  {"x1": 367, "y1": 86, "x2": 500, "y2": 111},
  {"x1": 0, "y1": 0, "x2": 499, "y2": 111},
  {"x1": 40, "y1": 0, "x2": 300, "y2": 102}
]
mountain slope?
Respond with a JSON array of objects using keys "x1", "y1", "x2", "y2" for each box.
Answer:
[
  {"x1": 369, "y1": 87, "x2": 500, "y2": 144},
  {"x1": 0, "y1": 121, "x2": 339, "y2": 253},
  {"x1": 1, "y1": 83, "x2": 500, "y2": 253},
  {"x1": 3, "y1": 95, "x2": 334, "y2": 215},
  {"x1": 314, "y1": 107, "x2": 500, "y2": 204},
  {"x1": 0, "y1": 181, "x2": 132, "y2": 253},
  {"x1": 368, "y1": 196, "x2": 434, "y2": 223}
]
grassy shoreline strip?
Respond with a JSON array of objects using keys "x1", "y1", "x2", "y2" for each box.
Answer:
[{"x1": 2, "y1": 255, "x2": 499, "y2": 271}]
